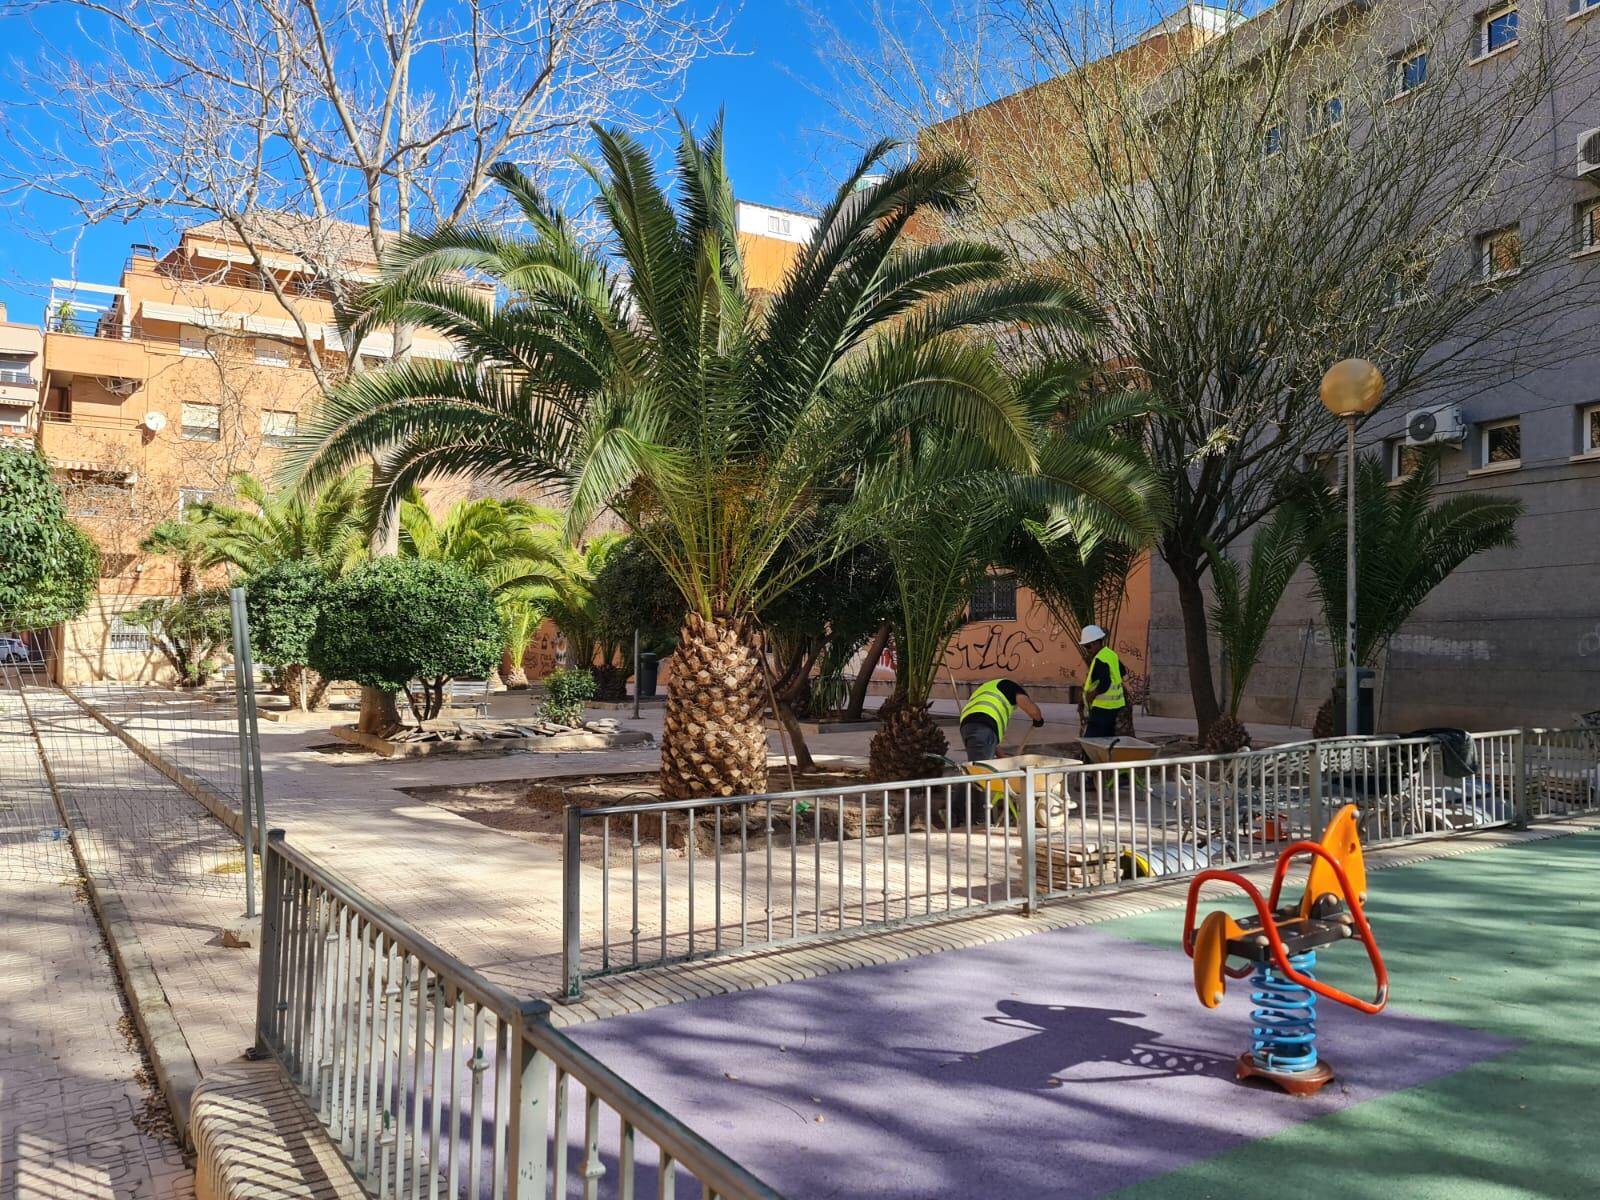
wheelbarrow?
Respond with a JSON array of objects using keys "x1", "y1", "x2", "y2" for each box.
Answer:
[{"x1": 964, "y1": 753, "x2": 1083, "y2": 826}]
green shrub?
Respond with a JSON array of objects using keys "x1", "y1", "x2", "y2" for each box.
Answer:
[
  {"x1": 246, "y1": 560, "x2": 331, "y2": 710},
  {"x1": 125, "y1": 591, "x2": 231, "y2": 686},
  {"x1": 539, "y1": 666, "x2": 596, "y2": 728},
  {"x1": 0, "y1": 447, "x2": 100, "y2": 628},
  {"x1": 310, "y1": 557, "x2": 502, "y2": 722}
]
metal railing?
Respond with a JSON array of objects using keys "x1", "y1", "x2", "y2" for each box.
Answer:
[
  {"x1": 257, "y1": 830, "x2": 780, "y2": 1200},
  {"x1": 562, "y1": 727, "x2": 1584, "y2": 997}
]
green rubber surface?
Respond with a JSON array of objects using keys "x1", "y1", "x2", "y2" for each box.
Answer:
[{"x1": 1099, "y1": 829, "x2": 1600, "y2": 1200}]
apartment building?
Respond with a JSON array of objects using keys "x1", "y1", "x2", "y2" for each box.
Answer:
[
  {"x1": 926, "y1": 1, "x2": 1599, "y2": 727},
  {"x1": 13, "y1": 204, "x2": 820, "y2": 684}
]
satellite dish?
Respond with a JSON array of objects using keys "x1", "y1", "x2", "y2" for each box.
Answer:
[
  {"x1": 142, "y1": 411, "x2": 167, "y2": 433},
  {"x1": 1406, "y1": 410, "x2": 1437, "y2": 442}
]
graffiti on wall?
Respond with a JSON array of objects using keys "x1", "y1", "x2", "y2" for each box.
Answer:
[
  {"x1": 941, "y1": 591, "x2": 1146, "y2": 683},
  {"x1": 947, "y1": 625, "x2": 1045, "y2": 673}
]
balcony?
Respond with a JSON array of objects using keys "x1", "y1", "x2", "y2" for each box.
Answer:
[
  {"x1": 43, "y1": 329, "x2": 151, "y2": 381},
  {"x1": 0, "y1": 369, "x2": 38, "y2": 409},
  {"x1": 38, "y1": 411, "x2": 146, "y2": 473}
]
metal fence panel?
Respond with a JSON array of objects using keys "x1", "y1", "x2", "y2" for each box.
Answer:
[
  {"x1": 257, "y1": 832, "x2": 780, "y2": 1200},
  {"x1": 561, "y1": 727, "x2": 1571, "y2": 997}
]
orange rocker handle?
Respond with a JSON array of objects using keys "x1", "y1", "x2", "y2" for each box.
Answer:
[{"x1": 1183, "y1": 845, "x2": 1388, "y2": 1015}]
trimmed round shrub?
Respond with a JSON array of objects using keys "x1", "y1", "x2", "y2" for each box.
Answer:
[
  {"x1": 309, "y1": 557, "x2": 502, "y2": 709},
  {"x1": 539, "y1": 666, "x2": 596, "y2": 728}
]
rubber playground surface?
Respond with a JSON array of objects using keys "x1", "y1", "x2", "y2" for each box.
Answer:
[{"x1": 572, "y1": 828, "x2": 1600, "y2": 1199}]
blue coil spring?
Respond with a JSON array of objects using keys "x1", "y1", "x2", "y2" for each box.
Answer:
[{"x1": 1249, "y1": 950, "x2": 1319, "y2": 1073}]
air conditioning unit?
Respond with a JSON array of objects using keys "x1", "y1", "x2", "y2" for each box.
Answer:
[
  {"x1": 1405, "y1": 405, "x2": 1466, "y2": 447},
  {"x1": 98, "y1": 376, "x2": 141, "y2": 396},
  {"x1": 1579, "y1": 128, "x2": 1600, "y2": 179}
]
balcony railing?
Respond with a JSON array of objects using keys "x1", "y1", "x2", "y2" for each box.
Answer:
[
  {"x1": 39, "y1": 410, "x2": 144, "y2": 432},
  {"x1": 0, "y1": 368, "x2": 36, "y2": 386}
]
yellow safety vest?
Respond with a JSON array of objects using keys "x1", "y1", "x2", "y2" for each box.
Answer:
[
  {"x1": 1090, "y1": 647, "x2": 1125, "y2": 710},
  {"x1": 960, "y1": 680, "x2": 1017, "y2": 739}
]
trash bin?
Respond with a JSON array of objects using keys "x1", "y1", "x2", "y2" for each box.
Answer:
[
  {"x1": 637, "y1": 652, "x2": 659, "y2": 699},
  {"x1": 1331, "y1": 668, "x2": 1376, "y2": 735}
]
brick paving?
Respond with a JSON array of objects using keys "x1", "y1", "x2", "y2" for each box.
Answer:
[{"x1": 0, "y1": 701, "x2": 194, "y2": 1199}]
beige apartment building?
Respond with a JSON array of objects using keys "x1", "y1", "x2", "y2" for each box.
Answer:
[{"x1": 12, "y1": 203, "x2": 812, "y2": 684}]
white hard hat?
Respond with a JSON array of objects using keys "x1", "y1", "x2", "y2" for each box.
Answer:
[{"x1": 1078, "y1": 624, "x2": 1107, "y2": 645}]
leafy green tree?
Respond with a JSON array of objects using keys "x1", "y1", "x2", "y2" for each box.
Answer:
[
  {"x1": 1203, "y1": 507, "x2": 1309, "y2": 752},
  {"x1": 309, "y1": 557, "x2": 502, "y2": 726},
  {"x1": 538, "y1": 666, "x2": 596, "y2": 727},
  {"x1": 865, "y1": 388, "x2": 1163, "y2": 780},
  {"x1": 0, "y1": 447, "x2": 100, "y2": 629},
  {"x1": 124, "y1": 591, "x2": 231, "y2": 687},
  {"x1": 291, "y1": 120, "x2": 1105, "y2": 799},
  {"x1": 594, "y1": 536, "x2": 685, "y2": 660},
  {"x1": 1292, "y1": 450, "x2": 1521, "y2": 728},
  {"x1": 245, "y1": 560, "x2": 331, "y2": 711}
]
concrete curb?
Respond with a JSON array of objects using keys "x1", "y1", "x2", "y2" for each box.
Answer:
[{"x1": 20, "y1": 686, "x2": 206, "y2": 1150}]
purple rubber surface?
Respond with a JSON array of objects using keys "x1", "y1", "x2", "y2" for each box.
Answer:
[{"x1": 570, "y1": 926, "x2": 1514, "y2": 1199}]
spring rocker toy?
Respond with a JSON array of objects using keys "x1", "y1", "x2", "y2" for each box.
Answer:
[{"x1": 1182, "y1": 804, "x2": 1388, "y2": 1095}]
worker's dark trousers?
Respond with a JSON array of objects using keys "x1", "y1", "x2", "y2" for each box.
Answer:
[
  {"x1": 954, "y1": 719, "x2": 1000, "y2": 826},
  {"x1": 1083, "y1": 707, "x2": 1118, "y2": 737}
]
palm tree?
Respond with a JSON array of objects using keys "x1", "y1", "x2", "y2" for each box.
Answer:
[
  {"x1": 140, "y1": 510, "x2": 227, "y2": 596},
  {"x1": 865, "y1": 387, "x2": 1163, "y2": 779},
  {"x1": 1203, "y1": 506, "x2": 1309, "y2": 751},
  {"x1": 199, "y1": 470, "x2": 372, "y2": 579},
  {"x1": 290, "y1": 119, "x2": 1114, "y2": 799},
  {"x1": 1293, "y1": 449, "x2": 1521, "y2": 730}
]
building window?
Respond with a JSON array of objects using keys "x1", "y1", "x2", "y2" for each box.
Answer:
[
  {"x1": 179, "y1": 324, "x2": 211, "y2": 357},
  {"x1": 766, "y1": 214, "x2": 792, "y2": 236},
  {"x1": 0, "y1": 355, "x2": 32, "y2": 386},
  {"x1": 1308, "y1": 93, "x2": 1345, "y2": 134},
  {"x1": 1478, "y1": 418, "x2": 1521, "y2": 468},
  {"x1": 262, "y1": 409, "x2": 298, "y2": 447},
  {"x1": 180, "y1": 402, "x2": 221, "y2": 441},
  {"x1": 67, "y1": 481, "x2": 133, "y2": 518},
  {"x1": 1388, "y1": 439, "x2": 1424, "y2": 480},
  {"x1": 1387, "y1": 258, "x2": 1430, "y2": 307},
  {"x1": 0, "y1": 405, "x2": 28, "y2": 430},
  {"x1": 177, "y1": 487, "x2": 215, "y2": 515},
  {"x1": 968, "y1": 573, "x2": 1018, "y2": 623},
  {"x1": 1570, "y1": 0, "x2": 1599, "y2": 16},
  {"x1": 1478, "y1": 4, "x2": 1518, "y2": 56},
  {"x1": 1262, "y1": 123, "x2": 1283, "y2": 157},
  {"x1": 1394, "y1": 48, "x2": 1429, "y2": 96},
  {"x1": 1477, "y1": 225, "x2": 1521, "y2": 280},
  {"x1": 1575, "y1": 199, "x2": 1600, "y2": 255},
  {"x1": 108, "y1": 615, "x2": 152, "y2": 654},
  {"x1": 254, "y1": 337, "x2": 290, "y2": 367},
  {"x1": 1580, "y1": 404, "x2": 1600, "y2": 455}
]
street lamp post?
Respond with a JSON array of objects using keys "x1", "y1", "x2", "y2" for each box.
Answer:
[{"x1": 1319, "y1": 358, "x2": 1385, "y2": 736}]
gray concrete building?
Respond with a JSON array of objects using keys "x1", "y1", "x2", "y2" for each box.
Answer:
[{"x1": 1147, "y1": 0, "x2": 1600, "y2": 730}]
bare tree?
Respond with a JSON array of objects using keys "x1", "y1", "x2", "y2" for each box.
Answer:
[
  {"x1": 5, "y1": 0, "x2": 730, "y2": 387},
  {"x1": 7, "y1": 0, "x2": 728, "y2": 730},
  {"x1": 816, "y1": 0, "x2": 1599, "y2": 735}
]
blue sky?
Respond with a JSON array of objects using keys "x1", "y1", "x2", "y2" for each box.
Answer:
[{"x1": 0, "y1": 2, "x2": 895, "y2": 323}]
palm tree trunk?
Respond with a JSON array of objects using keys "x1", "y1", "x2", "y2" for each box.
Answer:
[{"x1": 661, "y1": 612, "x2": 768, "y2": 800}]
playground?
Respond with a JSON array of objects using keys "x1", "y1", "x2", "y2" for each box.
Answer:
[{"x1": 572, "y1": 825, "x2": 1600, "y2": 1199}]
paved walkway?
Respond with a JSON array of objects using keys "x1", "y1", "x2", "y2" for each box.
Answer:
[{"x1": 0, "y1": 701, "x2": 194, "y2": 1199}]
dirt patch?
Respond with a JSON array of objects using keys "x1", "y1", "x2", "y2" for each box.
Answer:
[{"x1": 401, "y1": 766, "x2": 883, "y2": 862}]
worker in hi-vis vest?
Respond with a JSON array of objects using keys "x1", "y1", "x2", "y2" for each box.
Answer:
[
  {"x1": 958, "y1": 678, "x2": 1045, "y2": 763},
  {"x1": 1078, "y1": 624, "x2": 1125, "y2": 738}
]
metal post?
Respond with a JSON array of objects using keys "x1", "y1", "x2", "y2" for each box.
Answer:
[
  {"x1": 1344, "y1": 415, "x2": 1360, "y2": 736},
  {"x1": 229, "y1": 587, "x2": 258, "y2": 919},
  {"x1": 562, "y1": 806, "x2": 583, "y2": 999},
  {"x1": 1021, "y1": 768, "x2": 1038, "y2": 915},
  {"x1": 632, "y1": 627, "x2": 641, "y2": 720},
  {"x1": 1307, "y1": 744, "x2": 1325, "y2": 840},
  {"x1": 236, "y1": 600, "x2": 269, "y2": 875},
  {"x1": 1513, "y1": 728, "x2": 1530, "y2": 827},
  {"x1": 508, "y1": 1014, "x2": 553, "y2": 1199},
  {"x1": 255, "y1": 828, "x2": 287, "y2": 1055}
]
